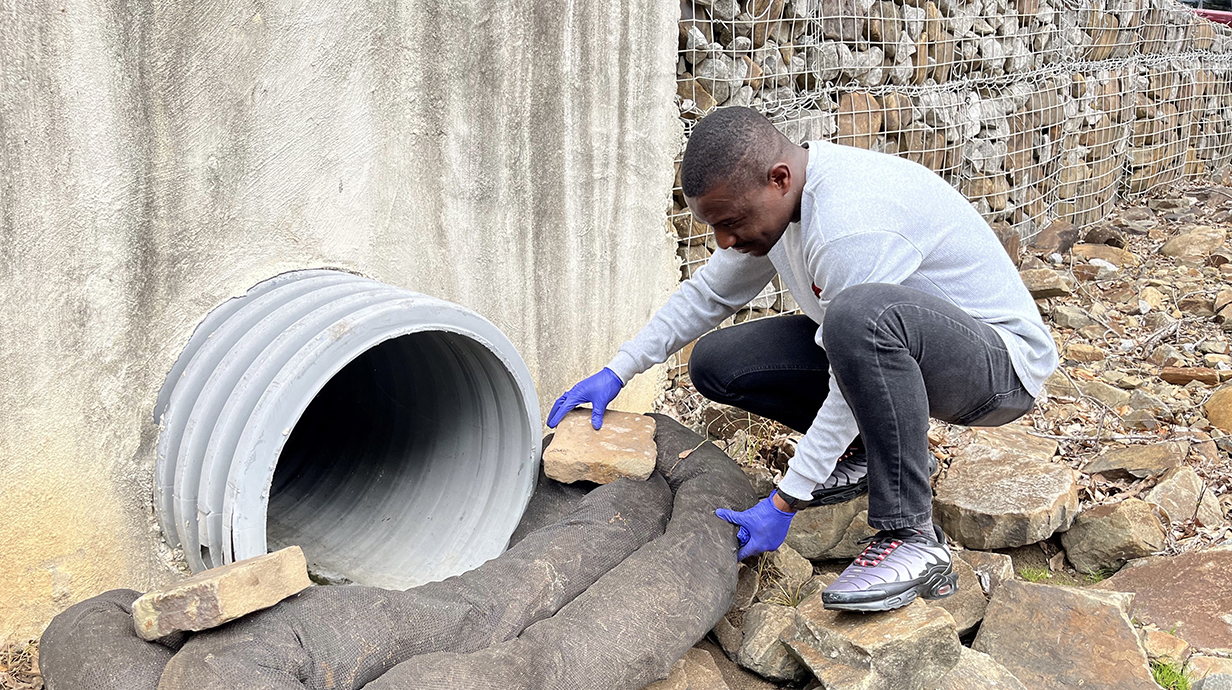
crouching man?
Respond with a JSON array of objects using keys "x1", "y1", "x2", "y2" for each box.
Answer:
[{"x1": 548, "y1": 107, "x2": 1057, "y2": 612}]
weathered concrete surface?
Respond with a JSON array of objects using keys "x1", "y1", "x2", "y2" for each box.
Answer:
[
  {"x1": 1095, "y1": 547, "x2": 1232, "y2": 653},
  {"x1": 0, "y1": 0, "x2": 679, "y2": 638},
  {"x1": 132, "y1": 546, "x2": 311, "y2": 640}
]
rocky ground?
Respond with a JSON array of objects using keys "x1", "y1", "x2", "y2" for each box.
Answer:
[{"x1": 653, "y1": 183, "x2": 1232, "y2": 689}]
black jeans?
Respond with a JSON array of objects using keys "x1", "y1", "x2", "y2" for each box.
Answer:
[{"x1": 689, "y1": 283, "x2": 1036, "y2": 531}]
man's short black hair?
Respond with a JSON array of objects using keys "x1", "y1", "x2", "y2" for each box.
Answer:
[{"x1": 680, "y1": 106, "x2": 788, "y2": 198}]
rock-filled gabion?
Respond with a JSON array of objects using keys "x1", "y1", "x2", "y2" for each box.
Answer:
[{"x1": 670, "y1": 0, "x2": 1232, "y2": 332}]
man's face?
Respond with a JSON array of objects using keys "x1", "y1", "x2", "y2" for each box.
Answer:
[{"x1": 685, "y1": 171, "x2": 795, "y2": 257}]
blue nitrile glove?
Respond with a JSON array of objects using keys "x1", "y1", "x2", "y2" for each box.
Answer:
[
  {"x1": 546, "y1": 367, "x2": 625, "y2": 430},
  {"x1": 715, "y1": 492, "x2": 795, "y2": 561}
]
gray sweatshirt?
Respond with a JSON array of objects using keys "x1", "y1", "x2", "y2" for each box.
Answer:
[{"x1": 608, "y1": 140, "x2": 1058, "y2": 500}]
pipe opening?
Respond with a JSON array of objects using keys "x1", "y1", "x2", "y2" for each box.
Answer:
[
  {"x1": 266, "y1": 331, "x2": 529, "y2": 587},
  {"x1": 155, "y1": 270, "x2": 540, "y2": 589}
]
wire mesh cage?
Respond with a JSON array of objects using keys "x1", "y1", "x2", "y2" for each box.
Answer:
[{"x1": 668, "y1": 0, "x2": 1232, "y2": 377}]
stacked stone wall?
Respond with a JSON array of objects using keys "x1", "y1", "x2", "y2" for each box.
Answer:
[{"x1": 669, "y1": 0, "x2": 1232, "y2": 337}]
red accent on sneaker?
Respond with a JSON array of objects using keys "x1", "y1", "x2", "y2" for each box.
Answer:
[{"x1": 855, "y1": 539, "x2": 902, "y2": 567}]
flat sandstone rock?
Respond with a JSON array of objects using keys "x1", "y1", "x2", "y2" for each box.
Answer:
[
  {"x1": 543, "y1": 409, "x2": 657, "y2": 484},
  {"x1": 934, "y1": 445, "x2": 1078, "y2": 550},
  {"x1": 1094, "y1": 547, "x2": 1232, "y2": 654},
  {"x1": 782, "y1": 598, "x2": 961, "y2": 690},
  {"x1": 132, "y1": 546, "x2": 311, "y2": 640},
  {"x1": 973, "y1": 581, "x2": 1158, "y2": 690}
]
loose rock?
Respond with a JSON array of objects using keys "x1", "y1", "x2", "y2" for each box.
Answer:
[
  {"x1": 736, "y1": 603, "x2": 807, "y2": 682},
  {"x1": 645, "y1": 647, "x2": 731, "y2": 690},
  {"x1": 783, "y1": 598, "x2": 961, "y2": 690},
  {"x1": 766, "y1": 543, "x2": 813, "y2": 589},
  {"x1": 1064, "y1": 342, "x2": 1106, "y2": 362},
  {"x1": 543, "y1": 410, "x2": 657, "y2": 484},
  {"x1": 935, "y1": 647, "x2": 1029, "y2": 690},
  {"x1": 1204, "y1": 385, "x2": 1232, "y2": 432},
  {"x1": 1081, "y1": 441, "x2": 1188, "y2": 480},
  {"x1": 1030, "y1": 220, "x2": 1079, "y2": 255},
  {"x1": 1159, "y1": 226, "x2": 1228, "y2": 260},
  {"x1": 934, "y1": 445, "x2": 1078, "y2": 549},
  {"x1": 1142, "y1": 629, "x2": 1191, "y2": 664},
  {"x1": 1051, "y1": 305, "x2": 1096, "y2": 329},
  {"x1": 1192, "y1": 657, "x2": 1232, "y2": 686},
  {"x1": 1196, "y1": 674, "x2": 1232, "y2": 690},
  {"x1": 784, "y1": 494, "x2": 867, "y2": 560},
  {"x1": 1145, "y1": 465, "x2": 1207, "y2": 524},
  {"x1": 1077, "y1": 378, "x2": 1133, "y2": 408},
  {"x1": 1161, "y1": 367, "x2": 1221, "y2": 386},
  {"x1": 132, "y1": 546, "x2": 312, "y2": 641},
  {"x1": 955, "y1": 550, "x2": 1015, "y2": 597},
  {"x1": 973, "y1": 581, "x2": 1158, "y2": 690},
  {"x1": 1074, "y1": 243, "x2": 1142, "y2": 267},
  {"x1": 1059, "y1": 498, "x2": 1167, "y2": 574},
  {"x1": 1020, "y1": 268, "x2": 1072, "y2": 298},
  {"x1": 933, "y1": 552, "x2": 989, "y2": 635},
  {"x1": 1094, "y1": 547, "x2": 1232, "y2": 654}
]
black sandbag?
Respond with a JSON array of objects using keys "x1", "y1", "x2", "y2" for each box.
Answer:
[
  {"x1": 507, "y1": 437, "x2": 589, "y2": 547},
  {"x1": 43, "y1": 473, "x2": 672, "y2": 690},
  {"x1": 362, "y1": 413, "x2": 757, "y2": 690},
  {"x1": 40, "y1": 589, "x2": 186, "y2": 690}
]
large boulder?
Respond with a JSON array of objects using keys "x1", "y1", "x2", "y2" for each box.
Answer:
[
  {"x1": 973, "y1": 581, "x2": 1158, "y2": 690},
  {"x1": 934, "y1": 444, "x2": 1078, "y2": 549},
  {"x1": 1059, "y1": 499, "x2": 1167, "y2": 574},
  {"x1": 1094, "y1": 547, "x2": 1232, "y2": 654},
  {"x1": 782, "y1": 597, "x2": 961, "y2": 690},
  {"x1": 935, "y1": 647, "x2": 1028, "y2": 690}
]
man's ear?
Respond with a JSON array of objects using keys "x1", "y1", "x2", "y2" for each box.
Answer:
[{"x1": 768, "y1": 162, "x2": 792, "y2": 194}]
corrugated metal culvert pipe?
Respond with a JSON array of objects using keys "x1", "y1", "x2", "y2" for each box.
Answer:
[{"x1": 153, "y1": 269, "x2": 540, "y2": 589}]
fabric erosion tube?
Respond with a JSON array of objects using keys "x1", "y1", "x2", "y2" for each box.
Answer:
[
  {"x1": 41, "y1": 472, "x2": 672, "y2": 689},
  {"x1": 41, "y1": 417, "x2": 754, "y2": 690},
  {"x1": 362, "y1": 413, "x2": 757, "y2": 690},
  {"x1": 151, "y1": 269, "x2": 541, "y2": 588}
]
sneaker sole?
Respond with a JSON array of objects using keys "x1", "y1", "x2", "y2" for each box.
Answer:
[
  {"x1": 822, "y1": 566, "x2": 958, "y2": 613},
  {"x1": 806, "y1": 456, "x2": 939, "y2": 508},
  {"x1": 808, "y1": 477, "x2": 868, "y2": 506}
]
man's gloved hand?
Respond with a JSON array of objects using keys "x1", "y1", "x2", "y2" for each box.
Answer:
[
  {"x1": 715, "y1": 492, "x2": 795, "y2": 561},
  {"x1": 546, "y1": 368, "x2": 625, "y2": 430}
]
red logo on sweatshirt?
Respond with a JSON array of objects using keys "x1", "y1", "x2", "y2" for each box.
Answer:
[{"x1": 811, "y1": 282, "x2": 821, "y2": 298}]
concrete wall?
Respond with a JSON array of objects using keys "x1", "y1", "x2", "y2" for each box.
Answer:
[{"x1": 0, "y1": 0, "x2": 680, "y2": 638}]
